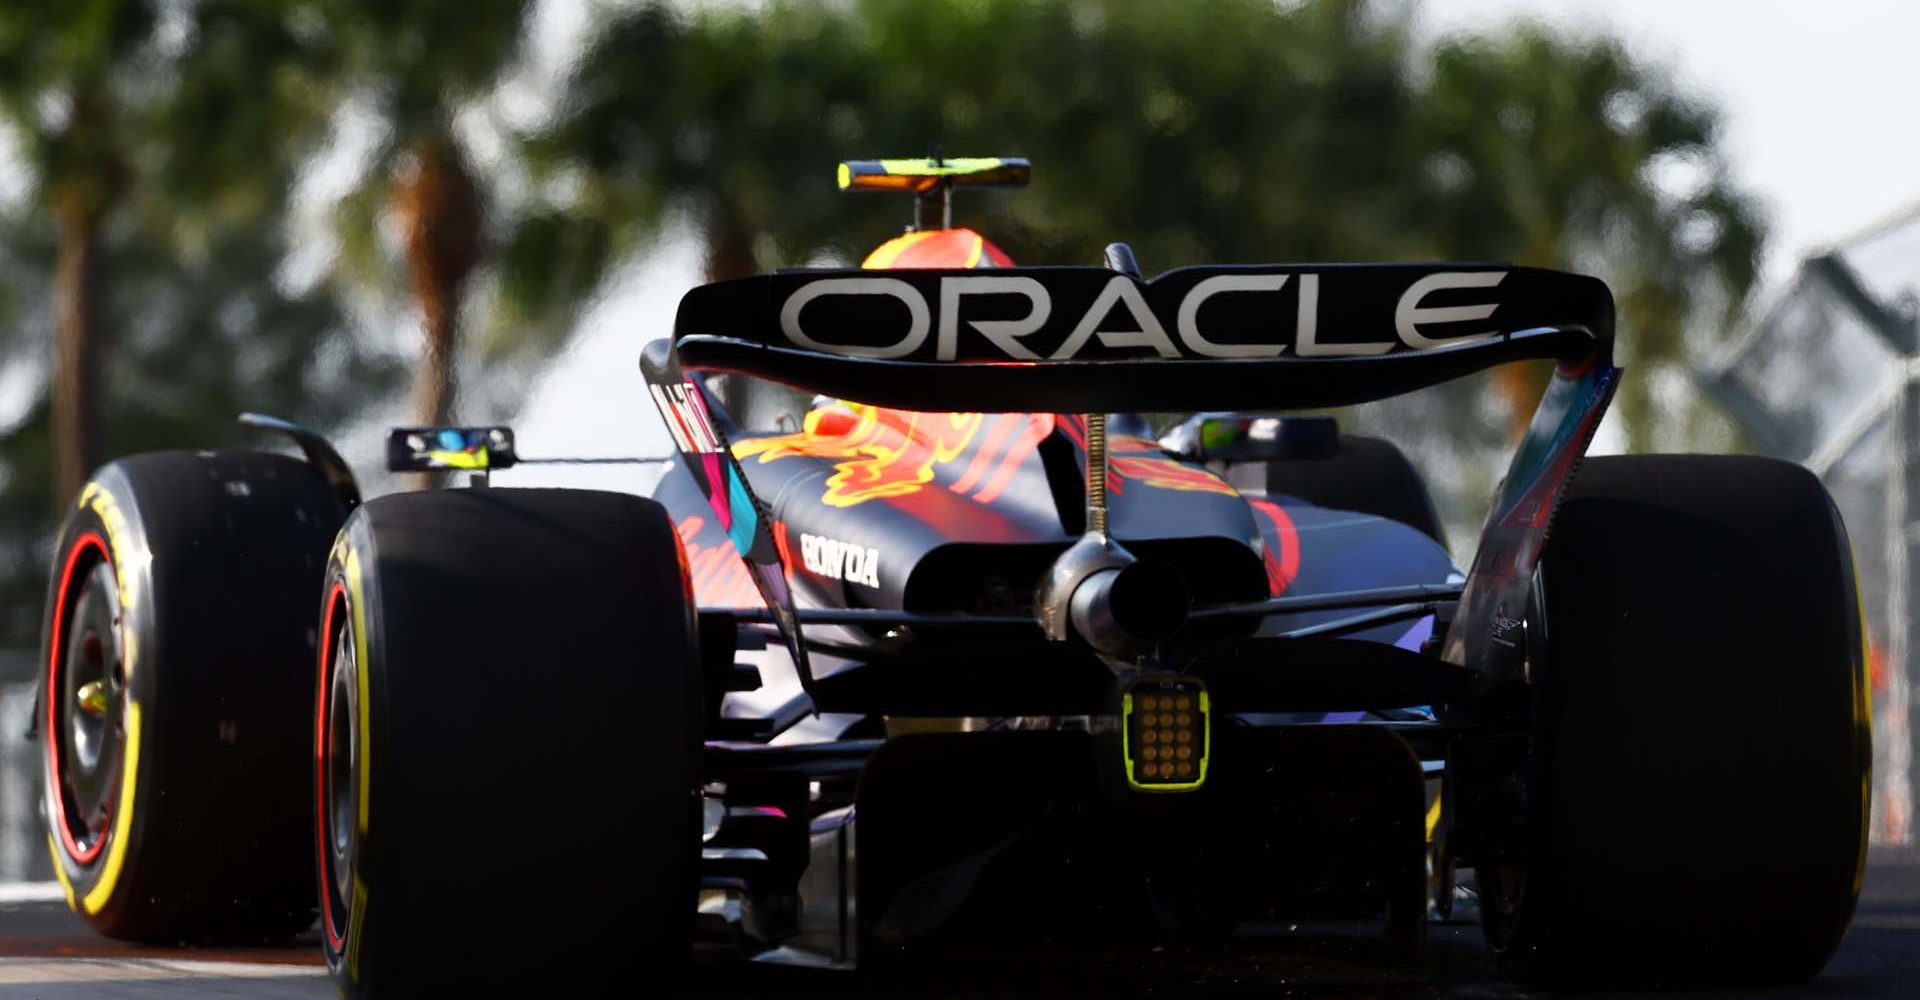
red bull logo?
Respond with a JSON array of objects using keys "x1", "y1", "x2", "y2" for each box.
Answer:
[
  {"x1": 733, "y1": 406, "x2": 1236, "y2": 508},
  {"x1": 735, "y1": 403, "x2": 1026, "y2": 507},
  {"x1": 826, "y1": 411, "x2": 982, "y2": 505}
]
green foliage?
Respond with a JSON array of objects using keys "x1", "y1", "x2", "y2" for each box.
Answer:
[
  {"x1": 0, "y1": 1, "x2": 340, "y2": 225},
  {"x1": 319, "y1": 0, "x2": 532, "y2": 306},
  {"x1": 0, "y1": 2, "x2": 399, "y2": 646},
  {"x1": 1413, "y1": 22, "x2": 1763, "y2": 448},
  {"x1": 0, "y1": 0, "x2": 152, "y2": 215},
  {"x1": 520, "y1": 0, "x2": 1423, "y2": 279},
  {"x1": 318, "y1": 0, "x2": 530, "y2": 142},
  {"x1": 0, "y1": 208, "x2": 400, "y2": 646},
  {"x1": 520, "y1": 0, "x2": 1762, "y2": 457},
  {"x1": 0, "y1": 0, "x2": 1772, "y2": 641},
  {"x1": 148, "y1": 2, "x2": 341, "y2": 232}
]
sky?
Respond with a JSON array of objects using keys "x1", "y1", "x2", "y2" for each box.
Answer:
[
  {"x1": 1415, "y1": 0, "x2": 1920, "y2": 280},
  {"x1": 508, "y1": 0, "x2": 1920, "y2": 481}
]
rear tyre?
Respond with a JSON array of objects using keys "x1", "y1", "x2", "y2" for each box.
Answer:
[
  {"x1": 318, "y1": 488, "x2": 701, "y2": 998},
  {"x1": 40, "y1": 451, "x2": 344, "y2": 942},
  {"x1": 1480, "y1": 455, "x2": 1869, "y2": 986},
  {"x1": 1255, "y1": 434, "x2": 1445, "y2": 544}
]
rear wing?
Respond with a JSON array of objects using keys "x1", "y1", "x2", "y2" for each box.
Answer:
[
  {"x1": 668, "y1": 263, "x2": 1612, "y2": 413},
  {"x1": 641, "y1": 259, "x2": 1620, "y2": 698}
]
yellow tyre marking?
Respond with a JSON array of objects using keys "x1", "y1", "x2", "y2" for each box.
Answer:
[
  {"x1": 82, "y1": 702, "x2": 142, "y2": 914},
  {"x1": 346, "y1": 546, "x2": 371, "y2": 834},
  {"x1": 1425, "y1": 791, "x2": 1443, "y2": 842},
  {"x1": 58, "y1": 481, "x2": 143, "y2": 916},
  {"x1": 342, "y1": 536, "x2": 373, "y2": 980},
  {"x1": 348, "y1": 875, "x2": 369, "y2": 981},
  {"x1": 77, "y1": 483, "x2": 139, "y2": 677},
  {"x1": 46, "y1": 837, "x2": 75, "y2": 908}
]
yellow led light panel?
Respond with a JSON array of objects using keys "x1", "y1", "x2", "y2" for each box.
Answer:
[{"x1": 1122, "y1": 677, "x2": 1210, "y2": 792}]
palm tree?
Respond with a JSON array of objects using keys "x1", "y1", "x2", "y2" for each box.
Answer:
[
  {"x1": 0, "y1": 0, "x2": 337, "y2": 505},
  {"x1": 323, "y1": 0, "x2": 532, "y2": 432},
  {"x1": 0, "y1": 0, "x2": 149, "y2": 507},
  {"x1": 0, "y1": 2, "x2": 386, "y2": 644}
]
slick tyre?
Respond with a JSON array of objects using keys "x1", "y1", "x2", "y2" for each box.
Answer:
[
  {"x1": 40, "y1": 452, "x2": 346, "y2": 942},
  {"x1": 1257, "y1": 434, "x2": 1445, "y2": 544},
  {"x1": 317, "y1": 488, "x2": 701, "y2": 998},
  {"x1": 1480, "y1": 455, "x2": 1869, "y2": 987}
]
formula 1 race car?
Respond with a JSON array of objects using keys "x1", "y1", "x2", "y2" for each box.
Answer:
[{"x1": 33, "y1": 157, "x2": 1868, "y2": 997}]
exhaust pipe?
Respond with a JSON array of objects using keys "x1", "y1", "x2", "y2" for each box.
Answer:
[
  {"x1": 1069, "y1": 558, "x2": 1190, "y2": 656},
  {"x1": 1036, "y1": 532, "x2": 1192, "y2": 662}
]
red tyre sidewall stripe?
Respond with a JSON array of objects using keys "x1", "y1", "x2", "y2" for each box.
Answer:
[
  {"x1": 47, "y1": 531, "x2": 111, "y2": 867},
  {"x1": 318, "y1": 582, "x2": 347, "y2": 952}
]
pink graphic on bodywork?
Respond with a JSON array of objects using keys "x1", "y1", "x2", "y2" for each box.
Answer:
[{"x1": 701, "y1": 452, "x2": 730, "y2": 530}]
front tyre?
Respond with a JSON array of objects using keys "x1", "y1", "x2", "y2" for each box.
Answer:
[
  {"x1": 1481, "y1": 455, "x2": 1870, "y2": 986},
  {"x1": 318, "y1": 488, "x2": 702, "y2": 998}
]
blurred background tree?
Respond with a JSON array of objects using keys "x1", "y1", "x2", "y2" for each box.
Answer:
[
  {"x1": 0, "y1": 1, "x2": 399, "y2": 644},
  {"x1": 1412, "y1": 25, "x2": 1762, "y2": 449},
  {"x1": 519, "y1": 0, "x2": 1758, "y2": 452},
  {"x1": 514, "y1": 0, "x2": 1423, "y2": 312},
  {"x1": 319, "y1": 0, "x2": 533, "y2": 430},
  {"x1": 0, "y1": 0, "x2": 1768, "y2": 644},
  {"x1": 0, "y1": 0, "x2": 157, "y2": 511},
  {"x1": 513, "y1": 0, "x2": 1431, "y2": 419},
  {"x1": 0, "y1": 0, "x2": 353, "y2": 505}
]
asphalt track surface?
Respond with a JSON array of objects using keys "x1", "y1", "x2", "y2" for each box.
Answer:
[{"x1": 0, "y1": 849, "x2": 1915, "y2": 999}]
